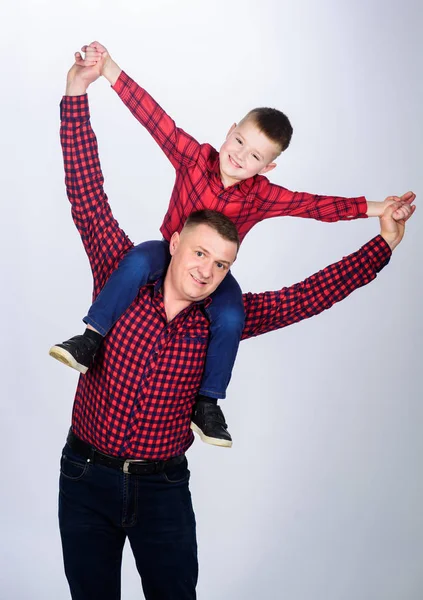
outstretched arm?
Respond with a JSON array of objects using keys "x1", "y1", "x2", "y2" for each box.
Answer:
[
  {"x1": 256, "y1": 179, "x2": 368, "y2": 222},
  {"x1": 256, "y1": 180, "x2": 415, "y2": 224},
  {"x1": 77, "y1": 42, "x2": 202, "y2": 171},
  {"x1": 63, "y1": 57, "x2": 133, "y2": 299},
  {"x1": 241, "y1": 202, "x2": 415, "y2": 339}
]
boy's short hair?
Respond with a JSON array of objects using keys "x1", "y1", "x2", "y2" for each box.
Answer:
[
  {"x1": 241, "y1": 107, "x2": 293, "y2": 154},
  {"x1": 184, "y1": 210, "x2": 240, "y2": 251}
]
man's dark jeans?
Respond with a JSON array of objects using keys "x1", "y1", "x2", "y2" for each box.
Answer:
[{"x1": 59, "y1": 442, "x2": 198, "y2": 599}]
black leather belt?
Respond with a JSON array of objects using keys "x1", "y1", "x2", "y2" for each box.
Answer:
[{"x1": 66, "y1": 429, "x2": 185, "y2": 475}]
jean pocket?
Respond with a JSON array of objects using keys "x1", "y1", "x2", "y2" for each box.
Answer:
[
  {"x1": 60, "y1": 453, "x2": 90, "y2": 481},
  {"x1": 161, "y1": 458, "x2": 190, "y2": 484}
]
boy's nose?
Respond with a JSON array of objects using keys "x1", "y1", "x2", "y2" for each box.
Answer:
[{"x1": 237, "y1": 147, "x2": 248, "y2": 161}]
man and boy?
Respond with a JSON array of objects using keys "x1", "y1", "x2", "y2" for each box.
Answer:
[
  {"x1": 50, "y1": 41, "x2": 415, "y2": 448},
  {"x1": 55, "y1": 45, "x2": 414, "y2": 599}
]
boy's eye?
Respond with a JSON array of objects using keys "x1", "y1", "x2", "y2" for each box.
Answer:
[
  {"x1": 236, "y1": 137, "x2": 242, "y2": 144},
  {"x1": 252, "y1": 154, "x2": 260, "y2": 161}
]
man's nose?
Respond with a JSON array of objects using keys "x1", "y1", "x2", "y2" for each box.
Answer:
[{"x1": 198, "y1": 260, "x2": 213, "y2": 279}]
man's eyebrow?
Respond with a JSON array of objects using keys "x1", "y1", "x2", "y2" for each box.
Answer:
[{"x1": 197, "y1": 246, "x2": 231, "y2": 266}]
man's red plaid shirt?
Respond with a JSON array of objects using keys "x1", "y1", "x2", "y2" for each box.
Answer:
[
  {"x1": 61, "y1": 95, "x2": 390, "y2": 460},
  {"x1": 112, "y1": 71, "x2": 368, "y2": 244}
]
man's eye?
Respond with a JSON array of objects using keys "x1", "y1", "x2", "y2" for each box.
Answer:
[
  {"x1": 216, "y1": 262, "x2": 225, "y2": 270},
  {"x1": 196, "y1": 251, "x2": 204, "y2": 257}
]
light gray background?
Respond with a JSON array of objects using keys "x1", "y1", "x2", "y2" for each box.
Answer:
[{"x1": 1, "y1": 0, "x2": 422, "y2": 598}]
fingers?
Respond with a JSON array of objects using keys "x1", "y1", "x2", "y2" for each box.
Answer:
[
  {"x1": 392, "y1": 203, "x2": 416, "y2": 222},
  {"x1": 88, "y1": 40, "x2": 108, "y2": 53},
  {"x1": 75, "y1": 45, "x2": 102, "y2": 67},
  {"x1": 399, "y1": 191, "x2": 416, "y2": 205}
]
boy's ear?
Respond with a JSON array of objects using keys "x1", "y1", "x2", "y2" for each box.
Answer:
[
  {"x1": 169, "y1": 232, "x2": 180, "y2": 255},
  {"x1": 226, "y1": 123, "x2": 237, "y2": 139},
  {"x1": 259, "y1": 162, "x2": 277, "y2": 175}
]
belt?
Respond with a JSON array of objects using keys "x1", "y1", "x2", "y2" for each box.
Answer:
[{"x1": 66, "y1": 429, "x2": 185, "y2": 475}]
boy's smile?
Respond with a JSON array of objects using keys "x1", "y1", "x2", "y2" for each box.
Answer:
[{"x1": 219, "y1": 120, "x2": 280, "y2": 188}]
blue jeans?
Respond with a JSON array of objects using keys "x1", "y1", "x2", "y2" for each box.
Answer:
[
  {"x1": 84, "y1": 240, "x2": 245, "y2": 399},
  {"x1": 59, "y1": 442, "x2": 198, "y2": 600}
]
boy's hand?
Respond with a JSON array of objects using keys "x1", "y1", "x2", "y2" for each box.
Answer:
[
  {"x1": 379, "y1": 201, "x2": 416, "y2": 251},
  {"x1": 79, "y1": 41, "x2": 122, "y2": 86},
  {"x1": 367, "y1": 191, "x2": 416, "y2": 217}
]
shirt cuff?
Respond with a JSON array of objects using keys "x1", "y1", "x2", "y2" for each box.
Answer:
[
  {"x1": 60, "y1": 94, "x2": 90, "y2": 122},
  {"x1": 112, "y1": 70, "x2": 132, "y2": 95},
  {"x1": 352, "y1": 196, "x2": 368, "y2": 218},
  {"x1": 361, "y1": 235, "x2": 392, "y2": 273}
]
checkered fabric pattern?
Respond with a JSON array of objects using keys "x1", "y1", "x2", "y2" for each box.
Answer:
[
  {"x1": 60, "y1": 95, "x2": 391, "y2": 460},
  {"x1": 113, "y1": 71, "x2": 368, "y2": 244}
]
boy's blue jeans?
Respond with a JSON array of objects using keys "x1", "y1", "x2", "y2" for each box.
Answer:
[
  {"x1": 84, "y1": 240, "x2": 245, "y2": 399},
  {"x1": 59, "y1": 441, "x2": 197, "y2": 599}
]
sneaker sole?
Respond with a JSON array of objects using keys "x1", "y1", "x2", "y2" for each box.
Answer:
[
  {"x1": 190, "y1": 422, "x2": 233, "y2": 448},
  {"x1": 49, "y1": 346, "x2": 89, "y2": 374}
]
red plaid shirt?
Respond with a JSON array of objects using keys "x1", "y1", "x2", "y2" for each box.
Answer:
[
  {"x1": 61, "y1": 95, "x2": 390, "y2": 460},
  {"x1": 112, "y1": 71, "x2": 368, "y2": 244}
]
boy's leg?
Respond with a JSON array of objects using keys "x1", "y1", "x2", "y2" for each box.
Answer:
[
  {"x1": 84, "y1": 240, "x2": 170, "y2": 335},
  {"x1": 191, "y1": 272, "x2": 245, "y2": 447},
  {"x1": 49, "y1": 240, "x2": 170, "y2": 373}
]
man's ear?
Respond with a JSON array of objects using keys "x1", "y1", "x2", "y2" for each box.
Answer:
[
  {"x1": 169, "y1": 232, "x2": 180, "y2": 256},
  {"x1": 226, "y1": 123, "x2": 237, "y2": 140},
  {"x1": 259, "y1": 162, "x2": 277, "y2": 175}
]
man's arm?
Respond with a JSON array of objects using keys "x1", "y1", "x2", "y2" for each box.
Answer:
[
  {"x1": 63, "y1": 60, "x2": 133, "y2": 299},
  {"x1": 241, "y1": 203, "x2": 414, "y2": 340},
  {"x1": 79, "y1": 42, "x2": 202, "y2": 171},
  {"x1": 256, "y1": 180, "x2": 415, "y2": 223}
]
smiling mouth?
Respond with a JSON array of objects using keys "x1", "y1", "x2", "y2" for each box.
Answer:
[
  {"x1": 229, "y1": 155, "x2": 242, "y2": 168},
  {"x1": 190, "y1": 273, "x2": 207, "y2": 285}
]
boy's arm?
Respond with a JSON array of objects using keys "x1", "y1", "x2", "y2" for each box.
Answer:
[
  {"x1": 84, "y1": 43, "x2": 202, "y2": 171},
  {"x1": 256, "y1": 180, "x2": 368, "y2": 222},
  {"x1": 241, "y1": 203, "x2": 413, "y2": 340},
  {"x1": 257, "y1": 181, "x2": 415, "y2": 222},
  {"x1": 61, "y1": 89, "x2": 133, "y2": 299}
]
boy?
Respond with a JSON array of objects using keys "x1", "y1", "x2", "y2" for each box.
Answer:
[{"x1": 50, "y1": 42, "x2": 415, "y2": 448}]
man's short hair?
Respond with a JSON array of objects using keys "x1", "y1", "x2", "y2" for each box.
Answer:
[
  {"x1": 241, "y1": 107, "x2": 293, "y2": 154},
  {"x1": 183, "y1": 210, "x2": 240, "y2": 251}
]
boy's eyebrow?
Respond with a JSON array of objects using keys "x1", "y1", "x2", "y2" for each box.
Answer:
[{"x1": 197, "y1": 246, "x2": 231, "y2": 267}]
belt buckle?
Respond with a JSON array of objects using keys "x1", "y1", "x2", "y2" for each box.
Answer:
[{"x1": 122, "y1": 459, "x2": 147, "y2": 474}]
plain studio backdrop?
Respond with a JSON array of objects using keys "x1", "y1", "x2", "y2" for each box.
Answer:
[{"x1": 1, "y1": 0, "x2": 422, "y2": 598}]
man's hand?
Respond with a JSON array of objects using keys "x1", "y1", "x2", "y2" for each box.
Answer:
[
  {"x1": 65, "y1": 50, "x2": 105, "y2": 96},
  {"x1": 379, "y1": 201, "x2": 416, "y2": 251},
  {"x1": 367, "y1": 191, "x2": 416, "y2": 218},
  {"x1": 79, "y1": 41, "x2": 122, "y2": 86}
]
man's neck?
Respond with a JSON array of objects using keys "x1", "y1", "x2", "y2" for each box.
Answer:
[{"x1": 162, "y1": 278, "x2": 193, "y2": 323}]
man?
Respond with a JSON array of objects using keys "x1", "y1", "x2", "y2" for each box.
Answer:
[{"x1": 57, "y1": 55, "x2": 414, "y2": 600}]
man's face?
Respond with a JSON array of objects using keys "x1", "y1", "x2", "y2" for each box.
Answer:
[
  {"x1": 219, "y1": 119, "x2": 280, "y2": 187},
  {"x1": 166, "y1": 224, "x2": 238, "y2": 303}
]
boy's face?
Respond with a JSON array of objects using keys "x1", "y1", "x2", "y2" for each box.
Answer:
[{"x1": 219, "y1": 120, "x2": 280, "y2": 187}]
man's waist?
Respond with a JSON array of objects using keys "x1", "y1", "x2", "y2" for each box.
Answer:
[{"x1": 66, "y1": 429, "x2": 185, "y2": 476}]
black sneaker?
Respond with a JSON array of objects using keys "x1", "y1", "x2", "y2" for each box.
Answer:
[
  {"x1": 49, "y1": 335, "x2": 99, "y2": 374},
  {"x1": 190, "y1": 400, "x2": 233, "y2": 448}
]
